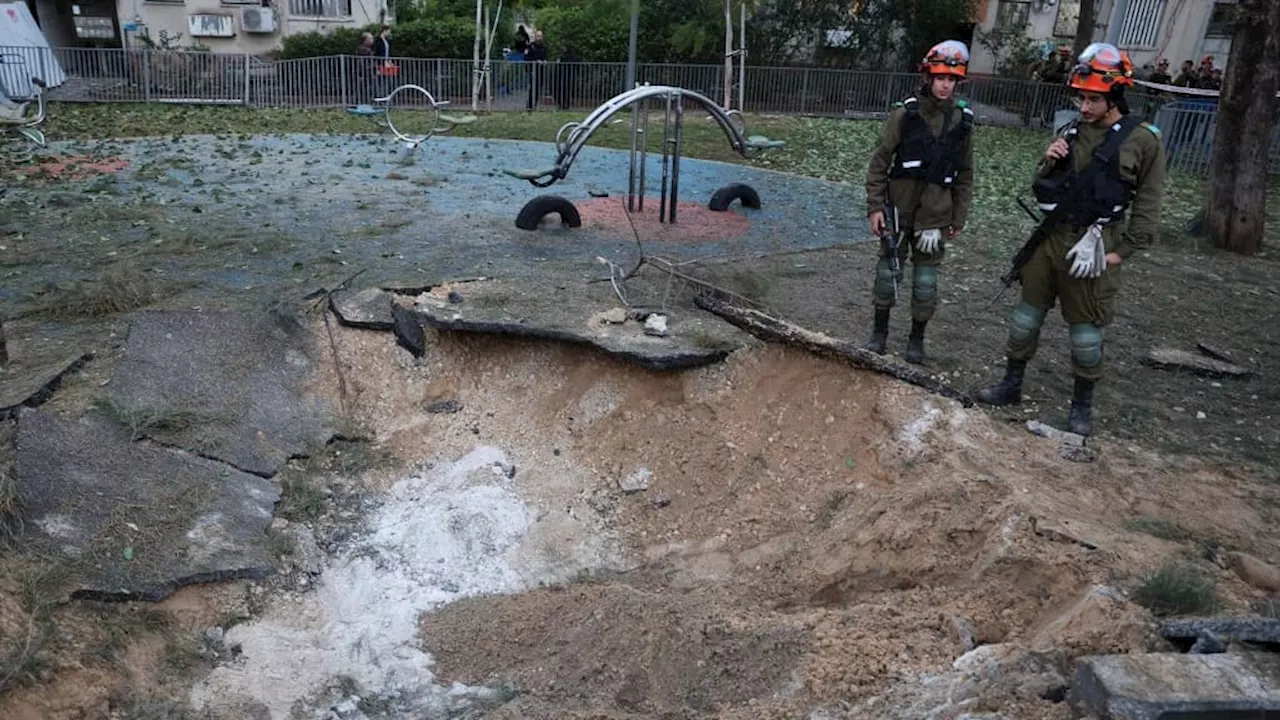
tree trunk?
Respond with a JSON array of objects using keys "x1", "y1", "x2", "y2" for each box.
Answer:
[
  {"x1": 1206, "y1": 0, "x2": 1280, "y2": 256},
  {"x1": 692, "y1": 293, "x2": 974, "y2": 406},
  {"x1": 1072, "y1": 0, "x2": 1096, "y2": 59}
]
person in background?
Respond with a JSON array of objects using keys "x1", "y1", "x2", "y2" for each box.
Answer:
[
  {"x1": 1173, "y1": 60, "x2": 1196, "y2": 87},
  {"x1": 526, "y1": 29, "x2": 548, "y2": 111},
  {"x1": 1149, "y1": 57, "x2": 1172, "y2": 85}
]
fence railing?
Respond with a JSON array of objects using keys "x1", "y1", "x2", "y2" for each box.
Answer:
[{"x1": 3, "y1": 45, "x2": 1278, "y2": 176}]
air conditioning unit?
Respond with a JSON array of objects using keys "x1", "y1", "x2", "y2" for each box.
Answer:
[{"x1": 241, "y1": 7, "x2": 277, "y2": 33}]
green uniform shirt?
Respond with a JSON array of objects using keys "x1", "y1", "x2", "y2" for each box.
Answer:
[
  {"x1": 864, "y1": 94, "x2": 975, "y2": 233},
  {"x1": 1034, "y1": 117, "x2": 1167, "y2": 259}
]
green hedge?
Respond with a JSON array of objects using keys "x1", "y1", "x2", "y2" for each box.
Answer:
[
  {"x1": 280, "y1": 16, "x2": 476, "y2": 59},
  {"x1": 531, "y1": 4, "x2": 630, "y2": 62}
]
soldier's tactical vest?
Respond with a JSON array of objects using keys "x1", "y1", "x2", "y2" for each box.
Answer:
[
  {"x1": 1032, "y1": 116, "x2": 1145, "y2": 227},
  {"x1": 889, "y1": 97, "x2": 974, "y2": 189}
]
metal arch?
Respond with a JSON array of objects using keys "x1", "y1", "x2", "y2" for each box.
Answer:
[
  {"x1": 508, "y1": 84, "x2": 782, "y2": 189},
  {"x1": 376, "y1": 84, "x2": 445, "y2": 148}
]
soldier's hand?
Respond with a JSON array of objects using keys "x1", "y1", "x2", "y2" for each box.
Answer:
[
  {"x1": 869, "y1": 210, "x2": 885, "y2": 237},
  {"x1": 947, "y1": 226, "x2": 960, "y2": 239},
  {"x1": 1045, "y1": 139, "x2": 1070, "y2": 161},
  {"x1": 1105, "y1": 252, "x2": 1122, "y2": 267}
]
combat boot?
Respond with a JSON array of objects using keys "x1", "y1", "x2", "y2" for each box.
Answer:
[
  {"x1": 904, "y1": 320, "x2": 927, "y2": 365},
  {"x1": 863, "y1": 308, "x2": 890, "y2": 354},
  {"x1": 976, "y1": 358, "x2": 1026, "y2": 406},
  {"x1": 1068, "y1": 376, "x2": 1095, "y2": 437}
]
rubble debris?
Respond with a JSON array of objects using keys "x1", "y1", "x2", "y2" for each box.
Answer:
[
  {"x1": 426, "y1": 400, "x2": 463, "y2": 414},
  {"x1": 15, "y1": 408, "x2": 280, "y2": 602},
  {"x1": 1142, "y1": 348, "x2": 1251, "y2": 378},
  {"x1": 1068, "y1": 651, "x2": 1280, "y2": 719},
  {"x1": 391, "y1": 303, "x2": 427, "y2": 358},
  {"x1": 643, "y1": 314, "x2": 669, "y2": 337},
  {"x1": 618, "y1": 467, "x2": 652, "y2": 494}
]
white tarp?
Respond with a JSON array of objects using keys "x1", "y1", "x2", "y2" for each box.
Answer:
[{"x1": 0, "y1": 2, "x2": 66, "y2": 99}]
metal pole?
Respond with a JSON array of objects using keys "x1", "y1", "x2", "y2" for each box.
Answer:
[
  {"x1": 628, "y1": 102, "x2": 640, "y2": 212},
  {"x1": 659, "y1": 90, "x2": 672, "y2": 222},
  {"x1": 638, "y1": 98, "x2": 649, "y2": 212},
  {"x1": 472, "y1": 0, "x2": 482, "y2": 112},
  {"x1": 723, "y1": 0, "x2": 732, "y2": 109},
  {"x1": 625, "y1": 0, "x2": 639, "y2": 92},
  {"x1": 737, "y1": 0, "x2": 745, "y2": 113},
  {"x1": 1104, "y1": 0, "x2": 1130, "y2": 45},
  {"x1": 668, "y1": 92, "x2": 683, "y2": 224}
]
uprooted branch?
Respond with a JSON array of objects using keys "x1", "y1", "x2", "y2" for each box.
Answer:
[{"x1": 693, "y1": 293, "x2": 975, "y2": 407}]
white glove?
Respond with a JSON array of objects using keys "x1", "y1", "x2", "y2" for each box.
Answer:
[
  {"x1": 915, "y1": 228, "x2": 942, "y2": 254},
  {"x1": 1066, "y1": 224, "x2": 1106, "y2": 279}
]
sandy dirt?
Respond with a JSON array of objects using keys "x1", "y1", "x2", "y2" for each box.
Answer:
[{"x1": 3, "y1": 311, "x2": 1280, "y2": 719}]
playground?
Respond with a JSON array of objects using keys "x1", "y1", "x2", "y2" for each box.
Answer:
[{"x1": 2, "y1": 86, "x2": 1280, "y2": 719}]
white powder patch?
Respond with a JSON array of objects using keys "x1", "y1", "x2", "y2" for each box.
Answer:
[
  {"x1": 189, "y1": 445, "x2": 621, "y2": 719},
  {"x1": 899, "y1": 404, "x2": 944, "y2": 451}
]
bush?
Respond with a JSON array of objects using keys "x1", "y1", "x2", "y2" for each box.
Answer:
[
  {"x1": 1133, "y1": 559, "x2": 1220, "y2": 617},
  {"x1": 533, "y1": 3, "x2": 630, "y2": 62},
  {"x1": 281, "y1": 15, "x2": 477, "y2": 59}
]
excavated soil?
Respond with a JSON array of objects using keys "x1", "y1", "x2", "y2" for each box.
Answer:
[{"x1": 3, "y1": 315, "x2": 1280, "y2": 720}]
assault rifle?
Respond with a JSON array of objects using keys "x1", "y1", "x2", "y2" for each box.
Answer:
[
  {"x1": 882, "y1": 199, "x2": 903, "y2": 302},
  {"x1": 989, "y1": 197, "x2": 1055, "y2": 307}
]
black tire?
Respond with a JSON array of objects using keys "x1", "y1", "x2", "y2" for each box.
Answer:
[
  {"x1": 708, "y1": 183, "x2": 761, "y2": 212},
  {"x1": 515, "y1": 195, "x2": 582, "y2": 231}
]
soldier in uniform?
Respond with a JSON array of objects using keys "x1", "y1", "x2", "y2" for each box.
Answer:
[
  {"x1": 976, "y1": 43, "x2": 1166, "y2": 437},
  {"x1": 862, "y1": 40, "x2": 976, "y2": 364}
]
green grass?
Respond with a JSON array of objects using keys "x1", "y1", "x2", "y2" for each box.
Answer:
[
  {"x1": 1133, "y1": 559, "x2": 1220, "y2": 617},
  {"x1": 38, "y1": 102, "x2": 1280, "y2": 250}
]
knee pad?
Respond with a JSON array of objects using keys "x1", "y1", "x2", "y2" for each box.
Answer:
[
  {"x1": 873, "y1": 259, "x2": 899, "y2": 302},
  {"x1": 912, "y1": 265, "x2": 938, "y2": 305},
  {"x1": 1010, "y1": 302, "x2": 1046, "y2": 344},
  {"x1": 1069, "y1": 323, "x2": 1104, "y2": 368}
]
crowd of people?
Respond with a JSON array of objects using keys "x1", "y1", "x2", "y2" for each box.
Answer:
[{"x1": 1035, "y1": 44, "x2": 1224, "y2": 92}]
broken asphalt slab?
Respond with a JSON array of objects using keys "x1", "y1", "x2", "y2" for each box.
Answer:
[
  {"x1": 104, "y1": 309, "x2": 339, "y2": 477},
  {"x1": 1068, "y1": 651, "x2": 1280, "y2": 720},
  {"x1": 14, "y1": 408, "x2": 280, "y2": 602},
  {"x1": 0, "y1": 352, "x2": 92, "y2": 417},
  {"x1": 329, "y1": 287, "x2": 395, "y2": 331},
  {"x1": 401, "y1": 277, "x2": 747, "y2": 371}
]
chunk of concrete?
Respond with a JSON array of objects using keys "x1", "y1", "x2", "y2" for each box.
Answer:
[
  {"x1": 1068, "y1": 651, "x2": 1280, "y2": 719},
  {"x1": 329, "y1": 287, "x2": 395, "y2": 330},
  {"x1": 1161, "y1": 618, "x2": 1280, "y2": 646},
  {"x1": 15, "y1": 409, "x2": 281, "y2": 602},
  {"x1": 408, "y1": 277, "x2": 744, "y2": 371},
  {"x1": 104, "y1": 310, "x2": 338, "y2": 477}
]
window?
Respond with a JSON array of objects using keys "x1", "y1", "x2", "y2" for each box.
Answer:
[
  {"x1": 1205, "y1": 2, "x2": 1235, "y2": 38},
  {"x1": 1054, "y1": 0, "x2": 1080, "y2": 38},
  {"x1": 1116, "y1": 0, "x2": 1165, "y2": 48},
  {"x1": 995, "y1": 0, "x2": 1031, "y2": 29},
  {"x1": 288, "y1": 0, "x2": 350, "y2": 17}
]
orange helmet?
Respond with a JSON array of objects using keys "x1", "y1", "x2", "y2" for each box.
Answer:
[
  {"x1": 1069, "y1": 42, "x2": 1134, "y2": 93},
  {"x1": 920, "y1": 40, "x2": 970, "y2": 78}
]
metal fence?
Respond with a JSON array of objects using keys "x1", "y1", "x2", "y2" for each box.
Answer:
[{"x1": 4, "y1": 44, "x2": 1278, "y2": 175}]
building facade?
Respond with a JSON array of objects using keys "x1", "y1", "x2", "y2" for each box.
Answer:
[
  {"x1": 970, "y1": 0, "x2": 1236, "y2": 76},
  {"x1": 22, "y1": 0, "x2": 386, "y2": 55}
]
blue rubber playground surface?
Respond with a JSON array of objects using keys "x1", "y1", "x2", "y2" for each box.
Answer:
[{"x1": 4, "y1": 133, "x2": 867, "y2": 308}]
